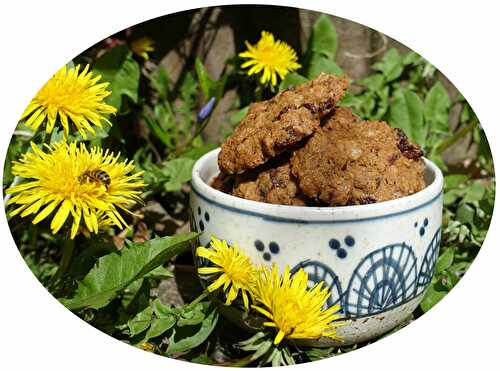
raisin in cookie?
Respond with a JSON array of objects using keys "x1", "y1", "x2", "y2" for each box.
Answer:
[
  {"x1": 291, "y1": 107, "x2": 425, "y2": 206},
  {"x1": 218, "y1": 73, "x2": 348, "y2": 174},
  {"x1": 231, "y1": 156, "x2": 309, "y2": 206}
]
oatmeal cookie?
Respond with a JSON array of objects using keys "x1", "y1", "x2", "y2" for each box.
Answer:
[
  {"x1": 290, "y1": 107, "x2": 425, "y2": 206},
  {"x1": 218, "y1": 73, "x2": 349, "y2": 174},
  {"x1": 210, "y1": 172, "x2": 235, "y2": 194},
  {"x1": 231, "y1": 156, "x2": 308, "y2": 206}
]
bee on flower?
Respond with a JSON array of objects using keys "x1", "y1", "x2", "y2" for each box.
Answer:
[
  {"x1": 20, "y1": 64, "x2": 117, "y2": 139},
  {"x1": 239, "y1": 31, "x2": 301, "y2": 87},
  {"x1": 5, "y1": 141, "x2": 145, "y2": 239}
]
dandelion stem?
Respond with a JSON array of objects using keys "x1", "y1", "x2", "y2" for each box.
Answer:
[
  {"x1": 186, "y1": 290, "x2": 209, "y2": 308},
  {"x1": 436, "y1": 120, "x2": 478, "y2": 154},
  {"x1": 49, "y1": 238, "x2": 75, "y2": 293}
]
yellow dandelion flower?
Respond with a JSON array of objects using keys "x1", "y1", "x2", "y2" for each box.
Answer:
[
  {"x1": 252, "y1": 264, "x2": 343, "y2": 345},
  {"x1": 20, "y1": 64, "x2": 117, "y2": 139},
  {"x1": 196, "y1": 236, "x2": 256, "y2": 310},
  {"x1": 239, "y1": 31, "x2": 301, "y2": 87},
  {"x1": 131, "y1": 37, "x2": 155, "y2": 60},
  {"x1": 6, "y1": 141, "x2": 145, "y2": 239}
]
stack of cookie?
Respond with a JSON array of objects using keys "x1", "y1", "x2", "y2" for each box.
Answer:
[{"x1": 213, "y1": 73, "x2": 425, "y2": 207}]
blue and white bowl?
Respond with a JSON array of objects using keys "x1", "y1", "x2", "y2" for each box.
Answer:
[{"x1": 190, "y1": 148, "x2": 443, "y2": 345}]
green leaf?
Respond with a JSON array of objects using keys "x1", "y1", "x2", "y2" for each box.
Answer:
[
  {"x1": 443, "y1": 189, "x2": 462, "y2": 205},
  {"x1": 179, "y1": 72, "x2": 198, "y2": 108},
  {"x1": 462, "y1": 181, "x2": 486, "y2": 203},
  {"x1": 177, "y1": 303, "x2": 206, "y2": 327},
  {"x1": 162, "y1": 157, "x2": 196, "y2": 192},
  {"x1": 389, "y1": 89, "x2": 426, "y2": 146},
  {"x1": 141, "y1": 300, "x2": 178, "y2": 342},
  {"x1": 122, "y1": 278, "x2": 150, "y2": 313},
  {"x1": 166, "y1": 303, "x2": 219, "y2": 355},
  {"x1": 373, "y1": 48, "x2": 404, "y2": 82},
  {"x1": 435, "y1": 248, "x2": 454, "y2": 273},
  {"x1": 358, "y1": 73, "x2": 385, "y2": 91},
  {"x1": 93, "y1": 45, "x2": 140, "y2": 110},
  {"x1": 373, "y1": 86, "x2": 390, "y2": 120},
  {"x1": 189, "y1": 354, "x2": 215, "y2": 365},
  {"x1": 442, "y1": 271, "x2": 460, "y2": 291},
  {"x1": 195, "y1": 58, "x2": 215, "y2": 100},
  {"x1": 144, "y1": 265, "x2": 173, "y2": 279},
  {"x1": 402, "y1": 51, "x2": 422, "y2": 65},
  {"x1": 152, "y1": 298, "x2": 179, "y2": 317},
  {"x1": 424, "y1": 81, "x2": 451, "y2": 132},
  {"x1": 144, "y1": 114, "x2": 173, "y2": 149},
  {"x1": 420, "y1": 282, "x2": 447, "y2": 312},
  {"x1": 308, "y1": 14, "x2": 338, "y2": 58},
  {"x1": 144, "y1": 317, "x2": 177, "y2": 342},
  {"x1": 149, "y1": 67, "x2": 170, "y2": 100},
  {"x1": 444, "y1": 174, "x2": 469, "y2": 190},
  {"x1": 180, "y1": 144, "x2": 218, "y2": 160},
  {"x1": 61, "y1": 233, "x2": 198, "y2": 310},
  {"x1": 128, "y1": 306, "x2": 153, "y2": 336},
  {"x1": 307, "y1": 54, "x2": 343, "y2": 79},
  {"x1": 456, "y1": 203, "x2": 475, "y2": 225},
  {"x1": 278, "y1": 73, "x2": 309, "y2": 91},
  {"x1": 230, "y1": 106, "x2": 249, "y2": 125}
]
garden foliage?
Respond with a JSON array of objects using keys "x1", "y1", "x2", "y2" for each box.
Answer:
[{"x1": 3, "y1": 14, "x2": 494, "y2": 365}]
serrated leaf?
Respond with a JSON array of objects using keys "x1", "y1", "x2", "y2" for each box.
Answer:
[
  {"x1": 389, "y1": 88, "x2": 426, "y2": 146},
  {"x1": 93, "y1": 45, "x2": 140, "y2": 110},
  {"x1": 424, "y1": 81, "x2": 451, "y2": 132},
  {"x1": 61, "y1": 233, "x2": 198, "y2": 310},
  {"x1": 278, "y1": 73, "x2": 309, "y2": 91},
  {"x1": 166, "y1": 303, "x2": 219, "y2": 355},
  {"x1": 373, "y1": 48, "x2": 404, "y2": 82},
  {"x1": 308, "y1": 14, "x2": 338, "y2": 58}
]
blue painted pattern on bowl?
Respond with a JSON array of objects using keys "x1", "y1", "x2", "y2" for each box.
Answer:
[{"x1": 190, "y1": 148, "x2": 443, "y2": 345}]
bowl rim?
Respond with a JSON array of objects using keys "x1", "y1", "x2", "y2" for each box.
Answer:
[{"x1": 191, "y1": 148, "x2": 443, "y2": 222}]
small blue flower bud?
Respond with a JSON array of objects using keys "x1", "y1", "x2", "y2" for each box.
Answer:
[{"x1": 197, "y1": 97, "x2": 216, "y2": 123}]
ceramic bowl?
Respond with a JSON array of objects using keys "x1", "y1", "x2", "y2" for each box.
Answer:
[{"x1": 189, "y1": 148, "x2": 443, "y2": 345}]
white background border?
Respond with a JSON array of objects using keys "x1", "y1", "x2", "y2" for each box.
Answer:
[{"x1": 1, "y1": 1, "x2": 499, "y2": 369}]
